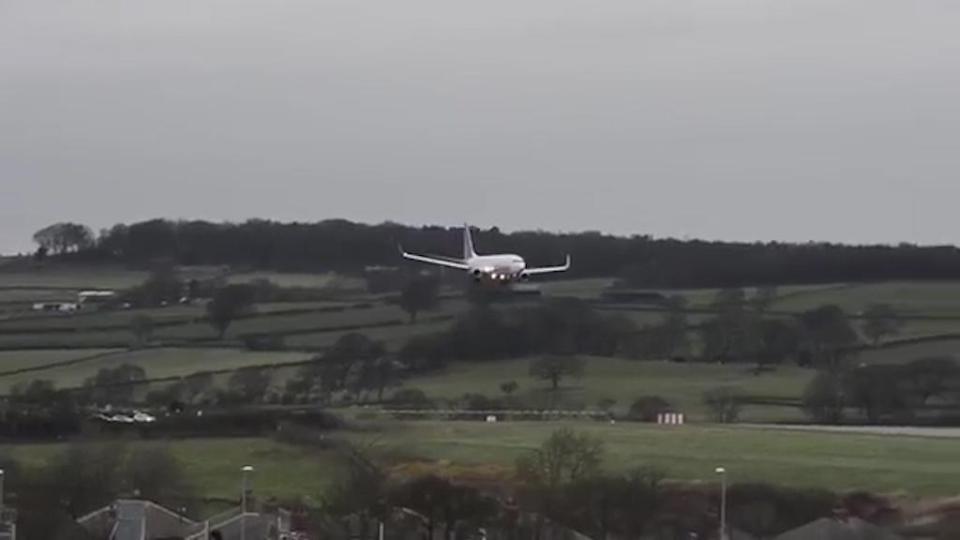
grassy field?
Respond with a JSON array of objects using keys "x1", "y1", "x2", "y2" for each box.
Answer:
[
  {"x1": 773, "y1": 282, "x2": 960, "y2": 316},
  {"x1": 3, "y1": 421, "x2": 960, "y2": 502},
  {"x1": 284, "y1": 318, "x2": 454, "y2": 351},
  {"x1": 0, "y1": 266, "x2": 150, "y2": 289},
  {"x1": 858, "y1": 339, "x2": 960, "y2": 365},
  {"x1": 399, "y1": 357, "x2": 812, "y2": 422},
  {"x1": 227, "y1": 271, "x2": 366, "y2": 291},
  {"x1": 361, "y1": 421, "x2": 960, "y2": 496},
  {"x1": 2, "y1": 438, "x2": 338, "y2": 504},
  {"x1": 0, "y1": 349, "x2": 121, "y2": 375}
]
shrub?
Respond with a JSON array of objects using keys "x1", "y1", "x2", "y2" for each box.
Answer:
[
  {"x1": 243, "y1": 334, "x2": 286, "y2": 351},
  {"x1": 390, "y1": 388, "x2": 434, "y2": 409},
  {"x1": 702, "y1": 387, "x2": 743, "y2": 423},
  {"x1": 628, "y1": 396, "x2": 672, "y2": 422}
]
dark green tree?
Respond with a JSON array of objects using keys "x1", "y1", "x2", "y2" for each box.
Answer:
[
  {"x1": 628, "y1": 396, "x2": 672, "y2": 422},
  {"x1": 399, "y1": 276, "x2": 440, "y2": 323},
  {"x1": 83, "y1": 364, "x2": 146, "y2": 404},
  {"x1": 206, "y1": 284, "x2": 255, "y2": 339},
  {"x1": 323, "y1": 445, "x2": 390, "y2": 540},
  {"x1": 32, "y1": 222, "x2": 94, "y2": 254},
  {"x1": 756, "y1": 319, "x2": 802, "y2": 368},
  {"x1": 799, "y1": 305, "x2": 859, "y2": 370},
  {"x1": 802, "y1": 371, "x2": 845, "y2": 424},
  {"x1": 860, "y1": 303, "x2": 903, "y2": 345},
  {"x1": 843, "y1": 364, "x2": 915, "y2": 423},
  {"x1": 136, "y1": 264, "x2": 184, "y2": 307},
  {"x1": 907, "y1": 356, "x2": 960, "y2": 403},
  {"x1": 751, "y1": 285, "x2": 779, "y2": 313},
  {"x1": 130, "y1": 314, "x2": 154, "y2": 347},
  {"x1": 500, "y1": 380, "x2": 519, "y2": 397},
  {"x1": 227, "y1": 367, "x2": 272, "y2": 404}
]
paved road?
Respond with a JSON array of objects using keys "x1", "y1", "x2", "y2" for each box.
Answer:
[{"x1": 739, "y1": 424, "x2": 960, "y2": 438}]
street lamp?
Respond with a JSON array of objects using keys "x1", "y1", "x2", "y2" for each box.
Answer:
[
  {"x1": 241, "y1": 466, "x2": 254, "y2": 540},
  {"x1": 715, "y1": 467, "x2": 727, "y2": 540}
]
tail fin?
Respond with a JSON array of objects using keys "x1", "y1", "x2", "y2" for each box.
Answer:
[{"x1": 463, "y1": 224, "x2": 477, "y2": 259}]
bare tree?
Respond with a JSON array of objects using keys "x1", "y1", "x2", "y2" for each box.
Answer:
[
  {"x1": 516, "y1": 428, "x2": 605, "y2": 489},
  {"x1": 529, "y1": 355, "x2": 585, "y2": 391}
]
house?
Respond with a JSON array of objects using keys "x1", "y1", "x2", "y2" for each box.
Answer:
[
  {"x1": 774, "y1": 517, "x2": 902, "y2": 540},
  {"x1": 77, "y1": 499, "x2": 299, "y2": 540}
]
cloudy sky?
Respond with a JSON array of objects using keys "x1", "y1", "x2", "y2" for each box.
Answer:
[{"x1": 3, "y1": 0, "x2": 960, "y2": 254}]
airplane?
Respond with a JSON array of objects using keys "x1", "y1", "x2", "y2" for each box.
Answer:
[{"x1": 400, "y1": 224, "x2": 571, "y2": 283}]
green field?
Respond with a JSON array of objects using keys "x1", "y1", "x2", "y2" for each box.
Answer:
[
  {"x1": 0, "y1": 349, "x2": 121, "y2": 375},
  {"x1": 361, "y1": 421, "x2": 960, "y2": 496},
  {"x1": 3, "y1": 438, "x2": 337, "y2": 504},
  {"x1": 399, "y1": 357, "x2": 811, "y2": 422},
  {"x1": 227, "y1": 271, "x2": 366, "y2": 291},
  {"x1": 773, "y1": 282, "x2": 960, "y2": 316},
  {"x1": 858, "y1": 339, "x2": 960, "y2": 365},
  {"x1": 0, "y1": 348, "x2": 312, "y2": 391},
  {"x1": 3, "y1": 421, "x2": 960, "y2": 502},
  {"x1": 0, "y1": 266, "x2": 149, "y2": 289}
]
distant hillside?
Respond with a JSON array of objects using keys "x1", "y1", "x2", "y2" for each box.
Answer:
[{"x1": 38, "y1": 218, "x2": 960, "y2": 287}]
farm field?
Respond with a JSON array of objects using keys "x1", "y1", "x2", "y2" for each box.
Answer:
[
  {"x1": 0, "y1": 266, "x2": 150, "y2": 290},
  {"x1": 0, "y1": 301, "x2": 358, "y2": 332},
  {"x1": 0, "y1": 349, "x2": 121, "y2": 375},
  {"x1": 283, "y1": 318, "x2": 454, "y2": 351},
  {"x1": 773, "y1": 282, "x2": 960, "y2": 316},
  {"x1": 0, "y1": 348, "x2": 312, "y2": 392},
  {"x1": 858, "y1": 339, "x2": 960, "y2": 365},
  {"x1": 227, "y1": 271, "x2": 366, "y2": 291}
]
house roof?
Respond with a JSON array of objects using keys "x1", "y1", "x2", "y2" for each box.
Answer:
[{"x1": 774, "y1": 517, "x2": 902, "y2": 540}]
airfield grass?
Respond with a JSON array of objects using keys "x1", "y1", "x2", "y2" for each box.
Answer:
[
  {"x1": 360, "y1": 421, "x2": 960, "y2": 496},
  {"x1": 398, "y1": 357, "x2": 813, "y2": 422},
  {"x1": 3, "y1": 421, "x2": 960, "y2": 502}
]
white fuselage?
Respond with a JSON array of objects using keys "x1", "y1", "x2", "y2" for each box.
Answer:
[
  {"x1": 400, "y1": 224, "x2": 569, "y2": 282},
  {"x1": 467, "y1": 254, "x2": 526, "y2": 281}
]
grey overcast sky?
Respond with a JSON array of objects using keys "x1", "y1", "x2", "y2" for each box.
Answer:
[{"x1": 3, "y1": 0, "x2": 960, "y2": 254}]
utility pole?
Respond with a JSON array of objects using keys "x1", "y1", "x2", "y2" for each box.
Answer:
[{"x1": 715, "y1": 467, "x2": 727, "y2": 540}]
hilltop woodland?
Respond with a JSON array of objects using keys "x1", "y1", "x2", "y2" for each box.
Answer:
[{"x1": 30, "y1": 218, "x2": 960, "y2": 287}]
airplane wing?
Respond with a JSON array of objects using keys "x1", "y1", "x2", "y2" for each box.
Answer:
[
  {"x1": 400, "y1": 247, "x2": 471, "y2": 270},
  {"x1": 523, "y1": 255, "x2": 572, "y2": 275}
]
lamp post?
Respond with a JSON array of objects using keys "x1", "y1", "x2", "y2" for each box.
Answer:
[
  {"x1": 241, "y1": 465, "x2": 254, "y2": 540},
  {"x1": 715, "y1": 466, "x2": 727, "y2": 540}
]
